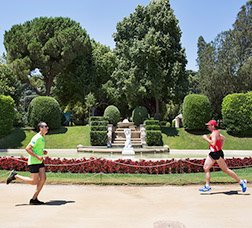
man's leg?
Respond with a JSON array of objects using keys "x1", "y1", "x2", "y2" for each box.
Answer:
[
  {"x1": 32, "y1": 167, "x2": 46, "y2": 200},
  {"x1": 15, "y1": 173, "x2": 39, "y2": 185},
  {"x1": 216, "y1": 158, "x2": 240, "y2": 182},
  {"x1": 203, "y1": 155, "x2": 215, "y2": 186},
  {"x1": 199, "y1": 156, "x2": 215, "y2": 192}
]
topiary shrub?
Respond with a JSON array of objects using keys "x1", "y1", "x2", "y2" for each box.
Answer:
[
  {"x1": 166, "y1": 122, "x2": 171, "y2": 128},
  {"x1": 90, "y1": 131, "x2": 108, "y2": 146},
  {"x1": 0, "y1": 95, "x2": 15, "y2": 136},
  {"x1": 90, "y1": 126, "x2": 108, "y2": 131},
  {"x1": 90, "y1": 120, "x2": 109, "y2": 126},
  {"x1": 183, "y1": 94, "x2": 211, "y2": 130},
  {"x1": 28, "y1": 96, "x2": 61, "y2": 130},
  {"x1": 90, "y1": 118, "x2": 108, "y2": 146},
  {"x1": 144, "y1": 119, "x2": 163, "y2": 146},
  {"x1": 145, "y1": 125, "x2": 161, "y2": 131},
  {"x1": 89, "y1": 116, "x2": 107, "y2": 122},
  {"x1": 144, "y1": 119, "x2": 160, "y2": 126},
  {"x1": 222, "y1": 92, "x2": 252, "y2": 136},
  {"x1": 146, "y1": 131, "x2": 163, "y2": 146},
  {"x1": 131, "y1": 106, "x2": 149, "y2": 126},
  {"x1": 103, "y1": 105, "x2": 120, "y2": 126}
]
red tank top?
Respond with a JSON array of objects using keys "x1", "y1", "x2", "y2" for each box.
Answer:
[{"x1": 209, "y1": 130, "x2": 222, "y2": 152}]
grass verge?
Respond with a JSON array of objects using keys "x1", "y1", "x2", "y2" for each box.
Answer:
[
  {"x1": 162, "y1": 127, "x2": 252, "y2": 150},
  {"x1": 0, "y1": 126, "x2": 90, "y2": 149},
  {"x1": 1, "y1": 168, "x2": 251, "y2": 185}
]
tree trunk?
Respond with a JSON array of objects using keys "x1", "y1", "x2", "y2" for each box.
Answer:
[
  {"x1": 45, "y1": 76, "x2": 53, "y2": 96},
  {"x1": 155, "y1": 97, "x2": 160, "y2": 115}
]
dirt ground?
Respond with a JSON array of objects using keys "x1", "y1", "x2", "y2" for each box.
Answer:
[{"x1": 0, "y1": 183, "x2": 251, "y2": 228}]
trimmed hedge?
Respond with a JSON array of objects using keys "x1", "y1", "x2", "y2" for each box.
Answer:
[
  {"x1": 90, "y1": 118, "x2": 108, "y2": 146},
  {"x1": 144, "y1": 119, "x2": 163, "y2": 146},
  {"x1": 145, "y1": 125, "x2": 161, "y2": 131},
  {"x1": 144, "y1": 119, "x2": 160, "y2": 125},
  {"x1": 28, "y1": 96, "x2": 61, "y2": 130},
  {"x1": 90, "y1": 131, "x2": 107, "y2": 146},
  {"x1": 90, "y1": 120, "x2": 109, "y2": 126},
  {"x1": 222, "y1": 92, "x2": 252, "y2": 136},
  {"x1": 89, "y1": 116, "x2": 107, "y2": 122},
  {"x1": 146, "y1": 131, "x2": 163, "y2": 146},
  {"x1": 104, "y1": 105, "x2": 120, "y2": 126},
  {"x1": 183, "y1": 94, "x2": 211, "y2": 130},
  {"x1": 0, "y1": 95, "x2": 15, "y2": 136},
  {"x1": 132, "y1": 106, "x2": 149, "y2": 126},
  {"x1": 90, "y1": 126, "x2": 108, "y2": 131}
]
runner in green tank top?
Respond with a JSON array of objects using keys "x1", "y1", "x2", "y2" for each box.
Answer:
[{"x1": 6, "y1": 122, "x2": 49, "y2": 205}]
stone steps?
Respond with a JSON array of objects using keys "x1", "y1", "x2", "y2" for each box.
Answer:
[
  {"x1": 113, "y1": 138, "x2": 141, "y2": 142},
  {"x1": 114, "y1": 131, "x2": 140, "y2": 138},
  {"x1": 111, "y1": 143, "x2": 142, "y2": 148},
  {"x1": 112, "y1": 123, "x2": 143, "y2": 148}
]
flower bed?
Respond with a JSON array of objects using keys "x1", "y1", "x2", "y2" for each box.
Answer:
[{"x1": 0, "y1": 157, "x2": 252, "y2": 174}]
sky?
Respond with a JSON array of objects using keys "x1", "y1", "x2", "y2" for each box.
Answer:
[{"x1": 0, "y1": 0, "x2": 247, "y2": 71}]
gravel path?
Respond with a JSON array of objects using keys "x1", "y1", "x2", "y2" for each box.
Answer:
[{"x1": 0, "y1": 183, "x2": 251, "y2": 228}]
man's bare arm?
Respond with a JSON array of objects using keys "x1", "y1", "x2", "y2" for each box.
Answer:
[
  {"x1": 25, "y1": 144, "x2": 43, "y2": 161},
  {"x1": 202, "y1": 131, "x2": 217, "y2": 146}
]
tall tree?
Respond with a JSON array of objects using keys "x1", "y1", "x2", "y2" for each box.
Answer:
[
  {"x1": 0, "y1": 64, "x2": 22, "y2": 105},
  {"x1": 104, "y1": 0, "x2": 188, "y2": 115},
  {"x1": 4, "y1": 17, "x2": 92, "y2": 96},
  {"x1": 55, "y1": 40, "x2": 117, "y2": 111},
  {"x1": 187, "y1": 70, "x2": 200, "y2": 94},
  {"x1": 91, "y1": 41, "x2": 117, "y2": 105},
  {"x1": 197, "y1": 1, "x2": 252, "y2": 117}
]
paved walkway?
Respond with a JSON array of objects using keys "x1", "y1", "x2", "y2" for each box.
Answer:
[{"x1": 0, "y1": 184, "x2": 251, "y2": 228}]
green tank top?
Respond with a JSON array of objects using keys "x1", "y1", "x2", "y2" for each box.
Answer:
[{"x1": 28, "y1": 133, "x2": 45, "y2": 165}]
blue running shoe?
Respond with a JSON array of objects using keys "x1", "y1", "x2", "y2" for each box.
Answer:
[
  {"x1": 199, "y1": 185, "x2": 211, "y2": 192},
  {"x1": 240, "y1": 180, "x2": 247, "y2": 193}
]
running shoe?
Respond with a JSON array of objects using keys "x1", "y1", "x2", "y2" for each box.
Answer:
[
  {"x1": 240, "y1": 180, "x2": 247, "y2": 193},
  {"x1": 199, "y1": 185, "x2": 211, "y2": 192},
  {"x1": 30, "y1": 198, "x2": 45, "y2": 205},
  {"x1": 6, "y1": 170, "x2": 17, "y2": 185}
]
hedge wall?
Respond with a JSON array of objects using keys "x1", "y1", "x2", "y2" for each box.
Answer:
[
  {"x1": 183, "y1": 94, "x2": 211, "y2": 130},
  {"x1": 222, "y1": 92, "x2": 252, "y2": 136},
  {"x1": 144, "y1": 119, "x2": 163, "y2": 146},
  {"x1": 90, "y1": 117, "x2": 108, "y2": 146},
  {"x1": 28, "y1": 96, "x2": 61, "y2": 130},
  {"x1": 0, "y1": 95, "x2": 15, "y2": 136}
]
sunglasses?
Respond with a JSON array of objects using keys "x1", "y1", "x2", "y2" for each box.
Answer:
[{"x1": 42, "y1": 125, "x2": 48, "y2": 128}]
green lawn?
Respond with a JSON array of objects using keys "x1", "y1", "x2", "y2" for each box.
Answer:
[
  {"x1": 0, "y1": 168, "x2": 251, "y2": 185},
  {"x1": 162, "y1": 127, "x2": 252, "y2": 150},
  {"x1": 0, "y1": 126, "x2": 251, "y2": 150},
  {"x1": 0, "y1": 126, "x2": 90, "y2": 149}
]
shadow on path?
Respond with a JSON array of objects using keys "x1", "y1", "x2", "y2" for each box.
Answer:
[
  {"x1": 201, "y1": 190, "x2": 250, "y2": 196},
  {"x1": 15, "y1": 200, "x2": 75, "y2": 207},
  {"x1": 45, "y1": 200, "x2": 75, "y2": 205}
]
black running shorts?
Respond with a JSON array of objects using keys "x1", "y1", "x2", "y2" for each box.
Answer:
[
  {"x1": 209, "y1": 150, "x2": 224, "y2": 160},
  {"x1": 28, "y1": 163, "x2": 45, "y2": 173}
]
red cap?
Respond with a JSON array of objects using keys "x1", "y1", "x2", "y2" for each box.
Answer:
[{"x1": 206, "y1": 120, "x2": 218, "y2": 127}]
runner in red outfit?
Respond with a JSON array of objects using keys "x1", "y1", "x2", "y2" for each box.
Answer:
[{"x1": 199, "y1": 120, "x2": 247, "y2": 192}]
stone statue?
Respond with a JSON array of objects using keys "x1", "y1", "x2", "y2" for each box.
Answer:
[
  {"x1": 124, "y1": 128, "x2": 132, "y2": 148},
  {"x1": 107, "y1": 125, "x2": 113, "y2": 148},
  {"x1": 140, "y1": 124, "x2": 146, "y2": 145},
  {"x1": 122, "y1": 128, "x2": 135, "y2": 155}
]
